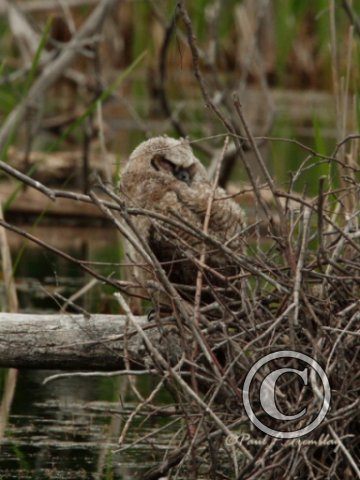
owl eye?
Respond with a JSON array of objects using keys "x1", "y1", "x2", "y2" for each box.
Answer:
[
  {"x1": 173, "y1": 167, "x2": 191, "y2": 184},
  {"x1": 151, "y1": 154, "x2": 192, "y2": 184}
]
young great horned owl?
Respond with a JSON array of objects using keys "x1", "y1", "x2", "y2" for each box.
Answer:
[{"x1": 120, "y1": 136, "x2": 245, "y2": 308}]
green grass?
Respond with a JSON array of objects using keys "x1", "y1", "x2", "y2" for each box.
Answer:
[
  {"x1": 23, "y1": 16, "x2": 53, "y2": 94},
  {"x1": 312, "y1": 113, "x2": 331, "y2": 179}
]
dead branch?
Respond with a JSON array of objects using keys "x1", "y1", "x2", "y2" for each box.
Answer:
[{"x1": 0, "y1": 0, "x2": 118, "y2": 152}]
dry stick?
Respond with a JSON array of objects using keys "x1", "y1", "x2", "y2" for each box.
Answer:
[
  {"x1": 60, "y1": 278, "x2": 98, "y2": 313},
  {"x1": 328, "y1": 425, "x2": 360, "y2": 479},
  {"x1": 276, "y1": 191, "x2": 360, "y2": 254},
  {"x1": 177, "y1": 0, "x2": 224, "y2": 117},
  {"x1": 89, "y1": 190, "x2": 153, "y2": 266},
  {"x1": 117, "y1": 417, "x2": 183, "y2": 460},
  {"x1": 203, "y1": 132, "x2": 360, "y2": 172},
  {"x1": 0, "y1": 156, "x2": 285, "y2": 290},
  {"x1": 323, "y1": 326, "x2": 360, "y2": 337},
  {"x1": 237, "y1": 0, "x2": 271, "y2": 95},
  {"x1": 342, "y1": 26, "x2": 353, "y2": 142},
  {"x1": 232, "y1": 94, "x2": 284, "y2": 221},
  {"x1": 177, "y1": 0, "x2": 239, "y2": 140},
  {"x1": 312, "y1": 357, "x2": 360, "y2": 480},
  {"x1": 118, "y1": 282, "x2": 146, "y2": 406},
  {"x1": 168, "y1": 210, "x2": 286, "y2": 291},
  {"x1": 43, "y1": 370, "x2": 157, "y2": 385},
  {"x1": 342, "y1": 0, "x2": 360, "y2": 40},
  {"x1": 0, "y1": 206, "x2": 18, "y2": 312},
  {"x1": 118, "y1": 375, "x2": 169, "y2": 446},
  {"x1": 326, "y1": 310, "x2": 359, "y2": 373},
  {"x1": 177, "y1": 0, "x2": 269, "y2": 212},
  {"x1": 193, "y1": 136, "x2": 229, "y2": 326},
  {"x1": 325, "y1": 220, "x2": 353, "y2": 281},
  {"x1": 188, "y1": 311, "x2": 277, "y2": 461},
  {"x1": 243, "y1": 302, "x2": 296, "y2": 351},
  {"x1": 330, "y1": 0, "x2": 352, "y2": 222},
  {"x1": 157, "y1": 5, "x2": 187, "y2": 139},
  {"x1": 0, "y1": 0, "x2": 118, "y2": 152},
  {"x1": 0, "y1": 0, "x2": 101, "y2": 13},
  {"x1": 53, "y1": 291, "x2": 91, "y2": 317},
  {"x1": 0, "y1": 205, "x2": 19, "y2": 441},
  {"x1": 293, "y1": 207, "x2": 311, "y2": 326},
  {"x1": 94, "y1": 186, "x2": 226, "y2": 385},
  {"x1": 143, "y1": 414, "x2": 251, "y2": 480},
  {"x1": 333, "y1": 133, "x2": 360, "y2": 158},
  {"x1": 341, "y1": 23, "x2": 357, "y2": 223},
  {"x1": 208, "y1": 132, "x2": 360, "y2": 168},
  {"x1": 114, "y1": 291, "x2": 253, "y2": 460},
  {"x1": 0, "y1": 158, "x2": 125, "y2": 213},
  {"x1": 89, "y1": 191, "x2": 153, "y2": 405},
  {"x1": 107, "y1": 181, "x2": 282, "y2": 289},
  {"x1": 317, "y1": 176, "x2": 326, "y2": 255},
  {"x1": 232, "y1": 94, "x2": 297, "y2": 276},
  {"x1": 330, "y1": 0, "x2": 341, "y2": 141},
  {"x1": 190, "y1": 136, "x2": 229, "y2": 410},
  {"x1": 0, "y1": 160, "x2": 56, "y2": 199},
  {"x1": 0, "y1": 218, "x2": 124, "y2": 292},
  {"x1": 151, "y1": 2, "x2": 212, "y2": 155}
]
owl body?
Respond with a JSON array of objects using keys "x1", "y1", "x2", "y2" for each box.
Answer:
[{"x1": 120, "y1": 137, "x2": 245, "y2": 307}]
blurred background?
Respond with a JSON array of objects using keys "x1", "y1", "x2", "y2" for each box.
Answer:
[{"x1": 0, "y1": 1, "x2": 359, "y2": 478}]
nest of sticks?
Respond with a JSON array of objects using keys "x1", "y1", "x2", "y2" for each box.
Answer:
[{"x1": 110, "y1": 156, "x2": 360, "y2": 480}]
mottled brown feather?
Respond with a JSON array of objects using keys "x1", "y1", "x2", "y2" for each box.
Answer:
[{"x1": 120, "y1": 136, "x2": 245, "y2": 308}]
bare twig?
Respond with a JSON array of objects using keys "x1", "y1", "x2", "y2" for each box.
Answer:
[
  {"x1": 115, "y1": 291, "x2": 253, "y2": 460},
  {"x1": 341, "y1": 0, "x2": 360, "y2": 37},
  {"x1": 0, "y1": 0, "x2": 118, "y2": 152},
  {"x1": 293, "y1": 207, "x2": 311, "y2": 326},
  {"x1": 0, "y1": 218, "x2": 124, "y2": 292}
]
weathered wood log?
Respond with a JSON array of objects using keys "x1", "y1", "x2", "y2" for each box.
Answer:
[
  {"x1": 6, "y1": 147, "x2": 115, "y2": 184},
  {"x1": 0, "y1": 313, "x2": 152, "y2": 371},
  {"x1": 0, "y1": 182, "x2": 106, "y2": 220}
]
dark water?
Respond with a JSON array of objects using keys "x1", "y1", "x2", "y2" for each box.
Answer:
[
  {"x1": 0, "y1": 231, "x2": 174, "y2": 479},
  {"x1": 1, "y1": 370, "x2": 173, "y2": 479}
]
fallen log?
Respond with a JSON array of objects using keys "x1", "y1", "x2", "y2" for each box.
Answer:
[
  {"x1": 5, "y1": 147, "x2": 115, "y2": 184},
  {"x1": 0, "y1": 182, "x2": 106, "y2": 220},
  {"x1": 0, "y1": 182, "x2": 104, "y2": 222},
  {"x1": 0, "y1": 313, "x2": 151, "y2": 371}
]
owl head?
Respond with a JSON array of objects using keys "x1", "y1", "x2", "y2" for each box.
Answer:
[{"x1": 123, "y1": 136, "x2": 208, "y2": 186}]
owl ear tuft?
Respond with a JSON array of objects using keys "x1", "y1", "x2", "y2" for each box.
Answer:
[{"x1": 150, "y1": 154, "x2": 173, "y2": 173}]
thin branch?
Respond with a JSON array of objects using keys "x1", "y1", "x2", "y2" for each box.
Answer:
[
  {"x1": 0, "y1": 218, "x2": 124, "y2": 292},
  {"x1": 293, "y1": 207, "x2": 311, "y2": 326},
  {"x1": 0, "y1": 0, "x2": 118, "y2": 152},
  {"x1": 341, "y1": 0, "x2": 360, "y2": 37}
]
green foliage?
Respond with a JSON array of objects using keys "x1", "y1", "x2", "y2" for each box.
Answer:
[
  {"x1": 104, "y1": 450, "x2": 114, "y2": 480},
  {"x1": 132, "y1": 2, "x2": 156, "y2": 59},
  {"x1": 58, "y1": 51, "x2": 147, "y2": 147},
  {"x1": 97, "y1": 377, "x2": 120, "y2": 401},
  {"x1": 270, "y1": 119, "x2": 294, "y2": 186},
  {"x1": 0, "y1": 16, "x2": 53, "y2": 131},
  {"x1": 192, "y1": 0, "x2": 210, "y2": 40},
  {"x1": 0, "y1": 17, "x2": 9, "y2": 39},
  {"x1": 274, "y1": 1, "x2": 302, "y2": 80},
  {"x1": 23, "y1": 16, "x2": 53, "y2": 94},
  {"x1": 312, "y1": 113, "x2": 330, "y2": 179}
]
